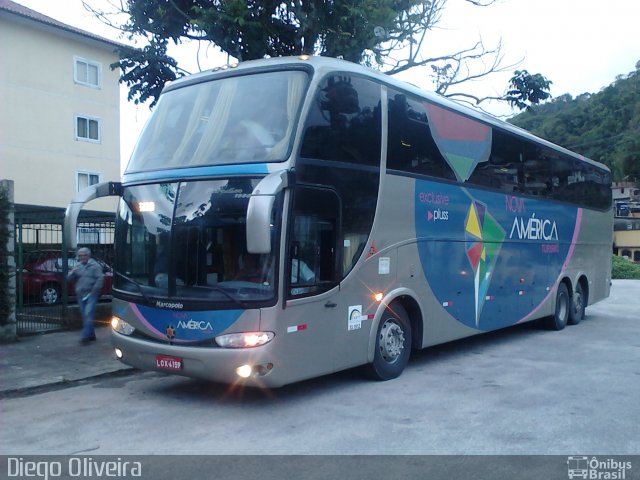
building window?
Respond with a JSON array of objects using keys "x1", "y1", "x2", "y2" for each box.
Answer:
[
  {"x1": 74, "y1": 57, "x2": 101, "y2": 88},
  {"x1": 76, "y1": 115, "x2": 100, "y2": 142},
  {"x1": 77, "y1": 171, "x2": 101, "y2": 192}
]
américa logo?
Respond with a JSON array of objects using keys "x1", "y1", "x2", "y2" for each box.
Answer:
[{"x1": 464, "y1": 199, "x2": 505, "y2": 327}]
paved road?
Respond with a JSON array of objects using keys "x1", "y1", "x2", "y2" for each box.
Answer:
[{"x1": 1, "y1": 281, "x2": 638, "y2": 455}]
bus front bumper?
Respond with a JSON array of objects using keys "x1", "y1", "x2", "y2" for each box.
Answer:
[{"x1": 111, "y1": 331, "x2": 284, "y2": 387}]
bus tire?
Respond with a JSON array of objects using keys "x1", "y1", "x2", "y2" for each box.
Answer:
[
  {"x1": 366, "y1": 304, "x2": 412, "y2": 381},
  {"x1": 545, "y1": 282, "x2": 569, "y2": 331},
  {"x1": 568, "y1": 282, "x2": 586, "y2": 325}
]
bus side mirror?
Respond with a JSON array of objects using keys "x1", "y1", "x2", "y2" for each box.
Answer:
[
  {"x1": 246, "y1": 171, "x2": 289, "y2": 254},
  {"x1": 64, "y1": 182, "x2": 122, "y2": 250}
]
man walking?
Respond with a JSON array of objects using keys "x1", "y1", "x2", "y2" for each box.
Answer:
[{"x1": 68, "y1": 247, "x2": 104, "y2": 345}]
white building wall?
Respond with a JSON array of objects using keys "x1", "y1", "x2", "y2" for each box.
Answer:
[{"x1": 0, "y1": 12, "x2": 120, "y2": 212}]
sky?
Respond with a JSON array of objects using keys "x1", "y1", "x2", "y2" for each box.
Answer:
[{"x1": 12, "y1": 0, "x2": 640, "y2": 171}]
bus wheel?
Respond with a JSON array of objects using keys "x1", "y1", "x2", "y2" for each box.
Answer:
[
  {"x1": 568, "y1": 282, "x2": 586, "y2": 325},
  {"x1": 545, "y1": 282, "x2": 569, "y2": 330},
  {"x1": 366, "y1": 304, "x2": 412, "y2": 381}
]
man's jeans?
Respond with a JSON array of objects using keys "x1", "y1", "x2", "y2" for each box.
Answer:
[{"x1": 79, "y1": 293, "x2": 98, "y2": 340}]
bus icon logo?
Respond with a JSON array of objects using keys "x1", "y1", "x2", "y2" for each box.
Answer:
[{"x1": 567, "y1": 456, "x2": 589, "y2": 479}]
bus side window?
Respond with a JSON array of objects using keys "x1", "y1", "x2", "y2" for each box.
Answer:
[
  {"x1": 468, "y1": 129, "x2": 523, "y2": 192},
  {"x1": 287, "y1": 187, "x2": 340, "y2": 298},
  {"x1": 522, "y1": 145, "x2": 552, "y2": 196},
  {"x1": 386, "y1": 91, "x2": 456, "y2": 181},
  {"x1": 300, "y1": 74, "x2": 381, "y2": 167}
]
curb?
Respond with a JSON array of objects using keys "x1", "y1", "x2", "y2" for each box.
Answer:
[{"x1": 0, "y1": 367, "x2": 138, "y2": 399}]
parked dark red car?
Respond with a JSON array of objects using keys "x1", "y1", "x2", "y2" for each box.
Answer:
[{"x1": 18, "y1": 250, "x2": 113, "y2": 305}]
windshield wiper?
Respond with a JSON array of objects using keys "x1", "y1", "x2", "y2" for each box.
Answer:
[
  {"x1": 180, "y1": 284, "x2": 248, "y2": 309},
  {"x1": 115, "y1": 272, "x2": 250, "y2": 309},
  {"x1": 114, "y1": 271, "x2": 153, "y2": 304}
]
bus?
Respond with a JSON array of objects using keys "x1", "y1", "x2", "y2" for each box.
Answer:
[{"x1": 65, "y1": 56, "x2": 613, "y2": 387}]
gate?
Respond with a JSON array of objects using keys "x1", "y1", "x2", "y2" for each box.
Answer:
[{"x1": 14, "y1": 208, "x2": 114, "y2": 335}]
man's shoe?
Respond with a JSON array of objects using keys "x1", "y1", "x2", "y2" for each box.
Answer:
[{"x1": 80, "y1": 336, "x2": 97, "y2": 345}]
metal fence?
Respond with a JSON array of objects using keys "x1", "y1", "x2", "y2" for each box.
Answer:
[{"x1": 14, "y1": 208, "x2": 114, "y2": 335}]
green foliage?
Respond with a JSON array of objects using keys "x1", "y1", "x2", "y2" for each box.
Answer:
[
  {"x1": 119, "y1": 0, "x2": 412, "y2": 63},
  {"x1": 510, "y1": 65, "x2": 640, "y2": 180},
  {"x1": 612, "y1": 255, "x2": 640, "y2": 279},
  {"x1": 0, "y1": 184, "x2": 10, "y2": 326},
  {"x1": 111, "y1": 0, "x2": 411, "y2": 106},
  {"x1": 112, "y1": 39, "x2": 181, "y2": 108},
  {"x1": 103, "y1": 0, "x2": 536, "y2": 109},
  {"x1": 506, "y1": 70, "x2": 552, "y2": 111}
]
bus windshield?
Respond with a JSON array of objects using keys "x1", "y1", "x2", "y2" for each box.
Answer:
[
  {"x1": 126, "y1": 70, "x2": 309, "y2": 172},
  {"x1": 114, "y1": 179, "x2": 279, "y2": 307}
]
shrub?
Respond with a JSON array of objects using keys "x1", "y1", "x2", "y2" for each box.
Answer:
[{"x1": 612, "y1": 254, "x2": 640, "y2": 279}]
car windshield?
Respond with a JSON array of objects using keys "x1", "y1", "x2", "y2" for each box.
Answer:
[
  {"x1": 126, "y1": 70, "x2": 308, "y2": 172},
  {"x1": 114, "y1": 179, "x2": 280, "y2": 307}
]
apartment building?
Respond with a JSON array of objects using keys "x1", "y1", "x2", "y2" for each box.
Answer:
[{"x1": 0, "y1": 0, "x2": 121, "y2": 217}]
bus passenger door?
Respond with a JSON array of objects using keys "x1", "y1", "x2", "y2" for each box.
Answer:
[{"x1": 280, "y1": 186, "x2": 344, "y2": 379}]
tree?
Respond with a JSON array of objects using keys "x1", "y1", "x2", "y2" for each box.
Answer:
[
  {"x1": 85, "y1": 0, "x2": 551, "y2": 110},
  {"x1": 116, "y1": 38, "x2": 181, "y2": 106},
  {"x1": 441, "y1": 69, "x2": 553, "y2": 112},
  {"x1": 509, "y1": 64, "x2": 640, "y2": 180},
  {"x1": 504, "y1": 70, "x2": 552, "y2": 111}
]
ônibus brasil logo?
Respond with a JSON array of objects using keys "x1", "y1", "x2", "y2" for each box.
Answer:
[{"x1": 567, "y1": 456, "x2": 632, "y2": 479}]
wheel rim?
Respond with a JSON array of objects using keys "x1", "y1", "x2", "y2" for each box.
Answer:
[
  {"x1": 379, "y1": 319, "x2": 405, "y2": 364},
  {"x1": 42, "y1": 287, "x2": 58, "y2": 304},
  {"x1": 558, "y1": 293, "x2": 568, "y2": 321},
  {"x1": 574, "y1": 290, "x2": 583, "y2": 315}
]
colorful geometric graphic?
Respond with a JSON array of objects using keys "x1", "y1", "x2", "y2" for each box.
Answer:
[
  {"x1": 424, "y1": 103, "x2": 492, "y2": 182},
  {"x1": 465, "y1": 200, "x2": 505, "y2": 327}
]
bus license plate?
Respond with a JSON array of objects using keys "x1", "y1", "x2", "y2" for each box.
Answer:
[{"x1": 155, "y1": 355, "x2": 183, "y2": 371}]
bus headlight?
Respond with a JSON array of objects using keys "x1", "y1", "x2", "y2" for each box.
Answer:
[
  {"x1": 215, "y1": 332, "x2": 274, "y2": 348},
  {"x1": 111, "y1": 316, "x2": 135, "y2": 336},
  {"x1": 236, "y1": 365, "x2": 253, "y2": 378}
]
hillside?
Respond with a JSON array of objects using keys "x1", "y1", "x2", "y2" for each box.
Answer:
[{"x1": 509, "y1": 63, "x2": 640, "y2": 180}]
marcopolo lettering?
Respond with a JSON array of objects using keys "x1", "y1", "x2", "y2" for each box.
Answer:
[
  {"x1": 509, "y1": 213, "x2": 558, "y2": 241},
  {"x1": 155, "y1": 300, "x2": 184, "y2": 309}
]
